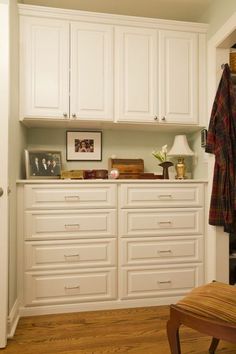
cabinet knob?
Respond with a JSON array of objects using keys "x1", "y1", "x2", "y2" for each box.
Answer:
[
  {"x1": 63, "y1": 112, "x2": 68, "y2": 118},
  {"x1": 154, "y1": 116, "x2": 159, "y2": 121},
  {"x1": 72, "y1": 113, "x2": 76, "y2": 118},
  {"x1": 161, "y1": 116, "x2": 166, "y2": 121}
]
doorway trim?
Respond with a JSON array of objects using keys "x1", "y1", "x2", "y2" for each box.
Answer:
[{"x1": 206, "y1": 11, "x2": 236, "y2": 283}]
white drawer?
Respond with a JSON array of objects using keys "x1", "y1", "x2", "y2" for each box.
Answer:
[
  {"x1": 25, "y1": 239, "x2": 116, "y2": 270},
  {"x1": 120, "y1": 208, "x2": 203, "y2": 237},
  {"x1": 25, "y1": 209, "x2": 117, "y2": 240},
  {"x1": 24, "y1": 268, "x2": 117, "y2": 306},
  {"x1": 121, "y1": 237, "x2": 203, "y2": 265},
  {"x1": 121, "y1": 264, "x2": 203, "y2": 299},
  {"x1": 120, "y1": 183, "x2": 204, "y2": 208},
  {"x1": 24, "y1": 184, "x2": 117, "y2": 209}
]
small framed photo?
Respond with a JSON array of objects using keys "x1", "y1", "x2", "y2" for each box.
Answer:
[
  {"x1": 66, "y1": 131, "x2": 102, "y2": 161},
  {"x1": 25, "y1": 150, "x2": 62, "y2": 179}
]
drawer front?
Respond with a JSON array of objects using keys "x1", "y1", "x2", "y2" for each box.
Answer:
[
  {"x1": 24, "y1": 268, "x2": 117, "y2": 306},
  {"x1": 120, "y1": 208, "x2": 203, "y2": 237},
  {"x1": 121, "y1": 265, "x2": 203, "y2": 299},
  {"x1": 120, "y1": 183, "x2": 204, "y2": 208},
  {"x1": 24, "y1": 184, "x2": 117, "y2": 209},
  {"x1": 25, "y1": 239, "x2": 116, "y2": 270},
  {"x1": 25, "y1": 209, "x2": 117, "y2": 240},
  {"x1": 121, "y1": 237, "x2": 203, "y2": 265}
]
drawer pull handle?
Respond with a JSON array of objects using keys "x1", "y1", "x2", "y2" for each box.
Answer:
[
  {"x1": 158, "y1": 221, "x2": 172, "y2": 225},
  {"x1": 64, "y1": 254, "x2": 80, "y2": 258},
  {"x1": 64, "y1": 224, "x2": 80, "y2": 230},
  {"x1": 64, "y1": 195, "x2": 80, "y2": 201},
  {"x1": 64, "y1": 285, "x2": 80, "y2": 290},
  {"x1": 158, "y1": 195, "x2": 173, "y2": 199},
  {"x1": 158, "y1": 250, "x2": 172, "y2": 253},
  {"x1": 158, "y1": 280, "x2": 171, "y2": 284}
]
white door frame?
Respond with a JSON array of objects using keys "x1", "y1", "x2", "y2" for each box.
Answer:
[
  {"x1": 206, "y1": 12, "x2": 236, "y2": 283},
  {"x1": 0, "y1": 0, "x2": 9, "y2": 348}
]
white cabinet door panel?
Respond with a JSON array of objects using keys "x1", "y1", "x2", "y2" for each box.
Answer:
[
  {"x1": 70, "y1": 22, "x2": 113, "y2": 120},
  {"x1": 121, "y1": 264, "x2": 203, "y2": 299},
  {"x1": 120, "y1": 208, "x2": 203, "y2": 237},
  {"x1": 115, "y1": 26, "x2": 157, "y2": 122},
  {"x1": 24, "y1": 184, "x2": 117, "y2": 209},
  {"x1": 25, "y1": 209, "x2": 117, "y2": 240},
  {"x1": 120, "y1": 183, "x2": 204, "y2": 208},
  {"x1": 25, "y1": 238, "x2": 116, "y2": 270},
  {"x1": 20, "y1": 17, "x2": 69, "y2": 118},
  {"x1": 159, "y1": 30, "x2": 198, "y2": 124},
  {"x1": 121, "y1": 237, "x2": 203, "y2": 265},
  {"x1": 24, "y1": 268, "x2": 117, "y2": 305}
]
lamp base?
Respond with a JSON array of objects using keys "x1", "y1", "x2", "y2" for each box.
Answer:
[{"x1": 175, "y1": 157, "x2": 187, "y2": 180}]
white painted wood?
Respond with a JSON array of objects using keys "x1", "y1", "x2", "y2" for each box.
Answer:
[
  {"x1": 17, "y1": 181, "x2": 205, "y2": 316},
  {"x1": 70, "y1": 22, "x2": 113, "y2": 121},
  {"x1": 121, "y1": 237, "x2": 203, "y2": 265},
  {"x1": 120, "y1": 208, "x2": 204, "y2": 237},
  {"x1": 0, "y1": 1, "x2": 9, "y2": 348},
  {"x1": 207, "y1": 12, "x2": 236, "y2": 283},
  {"x1": 115, "y1": 26, "x2": 158, "y2": 122},
  {"x1": 24, "y1": 268, "x2": 117, "y2": 306},
  {"x1": 25, "y1": 209, "x2": 117, "y2": 240},
  {"x1": 120, "y1": 183, "x2": 204, "y2": 208},
  {"x1": 18, "y1": 4, "x2": 208, "y2": 34},
  {"x1": 159, "y1": 30, "x2": 198, "y2": 124},
  {"x1": 20, "y1": 16, "x2": 69, "y2": 119},
  {"x1": 24, "y1": 184, "x2": 117, "y2": 209},
  {"x1": 25, "y1": 238, "x2": 116, "y2": 270},
  {"x1": 121, "y1": 264, "x2": 203, "y2": 299}
]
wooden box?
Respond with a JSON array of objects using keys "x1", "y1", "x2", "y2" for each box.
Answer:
[{"x1": 108, "y1": 158, "x2": 144, "y2": 179}]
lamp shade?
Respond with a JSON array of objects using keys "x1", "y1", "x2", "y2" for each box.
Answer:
[{"x1": 168, "y1": 135, "x2": 194, "y2": 156}]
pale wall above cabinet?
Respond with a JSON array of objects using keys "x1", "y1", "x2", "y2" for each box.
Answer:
[{"x1": 19, "y1": 4, "x2": 208, "y2": 131}]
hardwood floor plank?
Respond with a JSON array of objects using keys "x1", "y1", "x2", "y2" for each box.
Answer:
[{"x1": 3, "y1": 306, "x2": 236, "y2": 354}]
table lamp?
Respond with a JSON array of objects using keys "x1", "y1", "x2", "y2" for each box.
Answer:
[{"x1": 168, "y1": 135, "x2": 194, "y2": 179}]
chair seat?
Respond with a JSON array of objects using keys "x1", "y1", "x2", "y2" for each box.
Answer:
[{"x1": 177, "y1": 282, "x2": 236, "y2": 324}]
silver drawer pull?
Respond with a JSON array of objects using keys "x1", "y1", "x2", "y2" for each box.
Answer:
[
  {"x1": 64, "y1": 195, "x2": 80, "y2": 201},
  {"x1": 158, "y1": 250, "x2": 172, "y2": 253},
  {"x1": 158, "y1": 195, "x2": 173, "y2": 199},
  {"x1": 158, "y1": 280, "x2": 171, "y2": 284},
  {"x1": 64, "y1": 224, "x2": 80, "y2": 230},
  {"x1": 64, "y1": 285, "x2": 80, "y2": 290},
  {"x1": 64, "y1": 254, "x2": 80, "y2": 258}
]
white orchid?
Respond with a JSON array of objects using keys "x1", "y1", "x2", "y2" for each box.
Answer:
[{"x1": 152, "y1": 144, "x2": 168, "y2": 162}]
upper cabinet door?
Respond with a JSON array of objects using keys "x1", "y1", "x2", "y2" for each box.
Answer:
[
  {"x1": 20, "y1": 17, "x2": 70, "y2": 119},
  {"x1": 115, "y1": 26, "x2": 158, "y2": 123},
  {"x1": 159, "y1": 30, "x2": 198, "y2": 124},
  {"x1": 70, "y1": 22, "x2": 113, "y2": 121}
]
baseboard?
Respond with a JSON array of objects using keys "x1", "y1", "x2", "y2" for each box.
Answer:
[
  {"x1": 18, "y1": 295, "x2": 180, "y2": 317},
  {"x1": 7, "y1": 298, "x2": 20, "y2": 338}
]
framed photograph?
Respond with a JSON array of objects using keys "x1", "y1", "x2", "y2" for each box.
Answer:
[
  {"x1": 66, "y1": 131, "x2": 102, "y2": 161},
  {"x1": 25, "y1": 150, "x2": 62, "y2": 179}
]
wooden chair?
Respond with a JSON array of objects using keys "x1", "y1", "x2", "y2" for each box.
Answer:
[{"x1": 166, "y1": 282, "x2": 236, "y2": 354}]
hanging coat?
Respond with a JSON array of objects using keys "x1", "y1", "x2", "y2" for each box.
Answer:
[{"x1": 206, "y1": 63, "x2": 236, "y2": 233}]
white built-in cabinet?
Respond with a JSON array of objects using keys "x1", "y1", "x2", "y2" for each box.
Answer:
[
  {"x1": 19, "y1": 5, "x2": 207, "y2": 126},
  {"x1": 70, "y1": 22, "x2": 113, "y2": 121},
  {"x1": 20, "y1": 17, "x2": 113, "y2": 121},
  {"x1": 159, "y1": 30, "x2": 198, "y2": 124},
  {"x1": 17, "y1": 181, "x2": 206, "y2": 315},
  {"x1": 20, "y1": 17, "x2": 70, "y2": 119},
  {"x1": 115, "y1": 26, "x2": 158, "y2": 122}
]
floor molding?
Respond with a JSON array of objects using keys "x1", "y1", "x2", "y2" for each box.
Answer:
[{"x1": 8, "y1": 298, "x2": 20, "y2": 338}]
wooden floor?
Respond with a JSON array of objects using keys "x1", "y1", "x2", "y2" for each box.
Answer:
[{"x1": 3, "y1": 306, "x2": 236, "y2": 354}]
